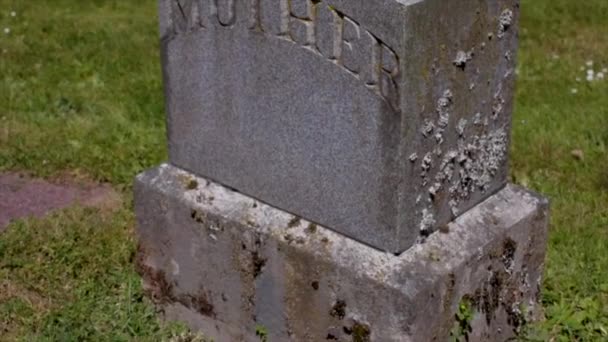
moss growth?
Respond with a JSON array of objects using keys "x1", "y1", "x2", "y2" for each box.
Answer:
[
  {"x1": 450, "y1": 297, "x2": 475, "y2": 342},
  {"x1": 255, "y1": 324, "x2": 268, "y2": 342},
  {"x1": 343, "y1": 322, "x2": 371, "y2": 342},
  {"x1": 287, "y1": 216, "x2": 301, "y2": 228},
  {"x1": 186, "y1": 179, "x2": 199, "y2": 190},
  {"x1": 306, "y1": 223, "x2": 318, "y2": 234},
  {"x1": 351, "y1": 323, "x2": 371, "y2": 342}
]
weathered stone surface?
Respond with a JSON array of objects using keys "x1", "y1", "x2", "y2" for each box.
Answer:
[
  {"x1": 159, "y1": 0, "x2": 520, "y2": 252},
  {"x1": 134, "y1": 164, "x2": 548, "y2": 341}
]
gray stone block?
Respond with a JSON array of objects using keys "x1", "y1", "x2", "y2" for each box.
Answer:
[
  {"x1": 134, "y1": 164, "x2": 549, "y2": 341},
  {"x1": 159, "y1": 0, "x2": 520, "y2": 253}
]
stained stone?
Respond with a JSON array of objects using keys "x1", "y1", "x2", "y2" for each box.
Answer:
[
  {"x1": 135, "y1": 164, "x2": 549, "y2": 342},
  {"x1": 159, "y1": 0, "x2": 520, "y2": 253},
  {"x1": 135, "y1": 0, "x2": 550, "y2": 338}
]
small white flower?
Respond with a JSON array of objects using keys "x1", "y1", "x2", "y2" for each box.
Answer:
[
  {"x1": 602, "y1": 68, "x2": 608, "y2": 73},
  {"x1": 586, "y1": 74, "x2": 594, "y2": 82},
  {"x1": 586, "y1": 60, "x2": 594, "y2": 67},
  {"x1": 10, "y1": 11, "x2": 16, "y2": 17},
  {"x1": 597, "y1": 72, "x2": 605, "y2": 80},
  {"x1": 3, "y1": 27, "x2": 9, "y2": 34},
  {"x1": 587, "y1": 69, "x2": 594, "y2": 75},
  {"x1": 570, "y1": 88, "x2": 578, "y2": 94}
]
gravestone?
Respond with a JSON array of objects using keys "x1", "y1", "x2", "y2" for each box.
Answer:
[
  {"x1": 135, "y1": 0, "x2": 549, "y2": 340},
  {"x1": 160, "y1": 0, "x2": 517, "y2": 253}
]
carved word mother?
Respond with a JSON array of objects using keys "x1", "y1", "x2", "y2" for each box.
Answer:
[{"x1": 168, "y1": 0, "x2": 401, "y2": 110}]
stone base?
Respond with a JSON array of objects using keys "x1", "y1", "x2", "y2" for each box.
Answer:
[{"x1": 134, "y1": 164, "x2": 549, "y2": 342}]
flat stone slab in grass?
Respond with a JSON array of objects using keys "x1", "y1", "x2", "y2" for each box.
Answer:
[{"x1": 0, "y1": 172, "x2": 120, "y2": 230}]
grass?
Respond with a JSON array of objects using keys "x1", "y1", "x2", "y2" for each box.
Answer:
[
  {"x1": 0, "y1": 0, "x2": 606, "y2": 341},
  {"x1": 0, "y1": 206, "x2": 186, "y2": 340},
  {"x1": 0, "y1": 0, "x2": 166, "y2": 187},
  {"x1": 512, "y1": 0, "x2": 608, "y2": 340}
]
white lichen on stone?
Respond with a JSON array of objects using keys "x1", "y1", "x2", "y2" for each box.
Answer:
[
  {"x1": 473, "y1": 113, "x2": 483, "y2": 125},
  {"x1": 492, "y1": 88, "x2": 505, "y2": 119},
  {"x1": 436, "y1": 90, "x2": 453, "y2": 114},
  {"x1": 434, "y1": 90, "x2": 453, "y2": 145},
  {"x1": 428, "y1": 182, "x2": 441, "y2": 198},
  {"x1": 409, "y1": 152, "x2": 418, "y2": 162},
  {"x1": 421, "y1": 120, "x2": 435, "y2": 137},
  {"x1": 492, "y1": 101, "x2": 504, "y2": 119},
  {"x1": 453, "y1": 51, "x2": 468, "y2": 67},
  {"x1": 417, "y1": 89, "x2": 458, "y2": 209},
  {"x1": 417, "y1": 124, "x2": 509, "y2": 219},
  {"x1": 453, "y1": 50, "x2": 473, "y2": 68},
  {"x1": 434, "y1": 132, "x2": 444, "y2": 144},
  {"x1": 448, "y1": 128, "x2": 509, "y2": 204},
  {"x1": 456, "y1": 118, "x2": 468, "y2": 136},
  {"x1": 421, "y1": 152, "x2": 433, "y2": 173},
  {"x1": 498, "y1": 9, "x2": 514, "y2": 38},
  {"x1": 420, "y1": 152, "x2": 433, "y2": 186},
  {"x1": 426, "y1": 149, "x2": 457, "y2": 200},
  {"x1": 449, "y1": 199, "x2": 459, "y2": 217},
  {"x1": 419, "y1": 208, "x2": 436, "y2": 232}
]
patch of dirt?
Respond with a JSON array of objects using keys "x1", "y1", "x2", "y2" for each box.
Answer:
[{"x1": 0, "y1": 172, "x2": 121, "y2": 230}]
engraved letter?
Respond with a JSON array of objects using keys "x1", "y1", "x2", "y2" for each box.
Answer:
[
  {"x1": 172, "y1": 0, "x2": 207, "y2": 33},
  {"x1": 249, "y1": 0, "x2": 262, "y2": 30},
  {"x1": 316, "y1": 4, "x2": 340, "y2": 59},
  {"x1": 380, "y1": 43, "x2": 400, "y2": 110},
  {"x1": 211, "y1": 0, "x2": 236, "y2": 27},
  {"x1": 259, "y1": 0, "x2": 283, "y2": 35},
  {"x1": 337, "y1": 15, "x2": 376, "y2": 81},
  {"x1": 286, "y1": 0, "x2": 318, "y2": 46}
]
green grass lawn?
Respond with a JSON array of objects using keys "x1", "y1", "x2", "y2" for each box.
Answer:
[{"x1": 0, "y1": 0, "x2": 606, "y2": 341}]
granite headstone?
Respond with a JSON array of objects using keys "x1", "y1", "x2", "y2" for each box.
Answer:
[
  {"x1": 160, "y1": 0, "x2": 519, "y2": 253},
  {"x1": 135, "y1": 0, "x2": 549, "y2": 340}
]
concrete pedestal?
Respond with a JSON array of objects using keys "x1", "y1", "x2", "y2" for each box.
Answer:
[{"x1": 134, "y1": 164, "x2": 549, "y2": 342}]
